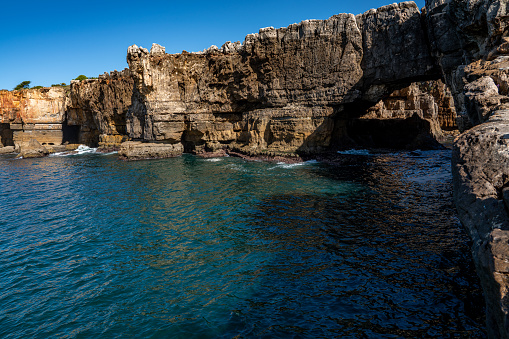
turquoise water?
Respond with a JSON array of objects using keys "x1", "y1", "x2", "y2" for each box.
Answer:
[{"x1": 0, "y1": 150, "x2": 486, "y2": 338}]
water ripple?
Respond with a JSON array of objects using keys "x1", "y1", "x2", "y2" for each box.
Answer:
[{"x1": 0, "y1": 152, "x2": 486, "y2": 338}]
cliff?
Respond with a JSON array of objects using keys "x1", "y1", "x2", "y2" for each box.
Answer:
[
  {"x1": 423, "y1": 0, "x2": 509, "y2": 337},
  {"x1": 68, "y1": 69, "x2": 133, "y2": 148},
  {"x1": 2, "y1": 2, "x2": 508, "y2": 335},
  {"x1": 125, "y1": 2, "x2": 442, "y2": 155},
  {"x1": 0, "y1": 87, "x2": 67, "y2": 148}
]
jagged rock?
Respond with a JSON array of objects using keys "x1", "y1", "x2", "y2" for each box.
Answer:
[
  {"x1": 125, "y1": 2, "x2": 440, "y2": 155},
  {"x1": 357, "y1": 79, "x2": 458, "y2": 146},
  {"x1": 464, "y1": 76, "x2": 504, "y2": 125},
  {"x1": 18, "y1": 139, "x2": 49, "y2": 158},
  {"x1": 425, "y1": 0, "x2": 509, "y2": 123},
  {"x1": 118, "y1": 141, "x2": 183, "y2": 160},
  {"x1": 453, "y1": 109, "x2": 509, "y2": 339},
  {"x1": 68, "y1": 69, "x2": 133, "y2": 146},
  {"x1": 150, "y1": 43, "x2": 165, "y2": 55}
]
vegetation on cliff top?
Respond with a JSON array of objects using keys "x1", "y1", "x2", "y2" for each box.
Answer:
[{"x1": 13, "y1": 81, "x2": 31, "y2": 91}]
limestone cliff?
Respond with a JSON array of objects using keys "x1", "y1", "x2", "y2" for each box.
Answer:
[
  {"x1": 68, "y1": 69, "x2": 133, "y2": 148},
  {"x1": 4, "y1": 0, "x2": 509, "y2": 336},
  {"x1": 125, "y1": 2, "x2": 441, "y2": 155},
  {"x1": 427, "y1": 0, "x2": 509, "y2": 337},
  {"x1": 0, "y1": 88, "x2": 67, "y2": 148}
]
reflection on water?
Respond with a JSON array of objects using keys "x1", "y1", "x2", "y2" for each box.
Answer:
[{"x1": 0, "y1": 151, "x2": 485, "y2": 338}]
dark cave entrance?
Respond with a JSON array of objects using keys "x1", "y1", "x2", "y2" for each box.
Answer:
[
  {"x1": 0, "y1": 123, "x2": 14, "y2": 147},
  {"x1": 346, "y1": 114, "x2": 443, "y2": 150},
  {"x1": 62, "y1": 120, "x2": 81, "y2": 144}
]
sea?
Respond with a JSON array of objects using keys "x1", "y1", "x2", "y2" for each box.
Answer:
[{"x1": 0, "y1": 148, "x2": 487, "y2": 338}]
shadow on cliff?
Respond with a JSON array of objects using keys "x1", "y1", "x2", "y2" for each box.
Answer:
[{"x1": 295, "y1": 80, "x2": 446, "y2": 157}]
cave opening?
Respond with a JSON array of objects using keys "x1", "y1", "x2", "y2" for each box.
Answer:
[
  {"x1": 0, "y1": 123, "x2": 14, "y2": 147},
  {"x1": 62, "y1": 120, "x2": 81, "y2": 145}
]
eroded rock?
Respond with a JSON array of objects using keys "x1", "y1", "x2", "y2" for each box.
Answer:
[
  {"x1": 0, "y1": 87, "x2": 68, "y2": 148},
  {"x1": 118, "y1": 141, "x2": 183, "y2": 160},
  {"x1": 18, "y1": 139, "x2": 49, "y2": 158},
  {"x1": 68, "y1": 69, "x2": 133, "y2": 147},
  {"x1": 125, "y1": 2, "x2": 440, "y2": 155}
]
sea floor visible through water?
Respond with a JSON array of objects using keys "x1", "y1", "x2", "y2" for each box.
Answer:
[{"x1": 0, "y1": 148, "x2": 486, "y2": 338}]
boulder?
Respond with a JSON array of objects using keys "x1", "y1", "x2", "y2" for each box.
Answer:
[{"x1": 18, "y1": 139, "x2": 49, "y2": 158}]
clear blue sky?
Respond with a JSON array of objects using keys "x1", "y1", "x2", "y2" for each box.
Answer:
[{"x1": 0, "y1": 0, "x2": 425, "y2": 90}]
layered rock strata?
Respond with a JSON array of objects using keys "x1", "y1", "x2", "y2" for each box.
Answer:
[
  {"x1": 0, "y1": 88, "x2": 67, "y2": 148},
  {"x1": 3, "y1": 0, "x2": 509, "y2": 336},
  {"x1": 428, "y1": 0, "x2": 509, "y2": 337},
  {"x1": 68, "y1": 69, "x2": 133, "y2": 148},
  {"x1": 125, "y1": 2, "x2": 441, "y2": 156},
  {"x1": 118, "y1": 141, "x2": 183, "y2": 160},
  {"x1": 351, "y1": 79, "x2": 457, "y2": 148}
]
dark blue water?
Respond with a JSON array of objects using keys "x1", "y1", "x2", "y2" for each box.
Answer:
[{"x1": 0, "y1": 149, "x2": 486, "y2": 338}]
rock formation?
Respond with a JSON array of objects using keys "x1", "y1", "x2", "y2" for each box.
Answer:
[
  {"x1": 0, "y1": 87, "x2": 67, "y2": 149},
  {"x1": 125, "y1": 2, "x2": 441, "y2": 155},
  {"x1": 18, "y1": 138, "x2": 49, "y2": 158},
  {"x1": 3, "y1": 2, "x2": 509, "y2": 335},
  {"x1": 424, "y1": 0, "x2": 509, "y2": 338},
  {"x1": 68, "y1": 69, "x2": 133, "y2": 148},
  {"x1": 0, "y1": 2, "x2": 454, "y2": 158},
  {"x1": 351, "y1": 79, "x2": 457, "y2": 148},
  {"x1": 118, "y1": 141, "x2": 183, "y2": 160}
]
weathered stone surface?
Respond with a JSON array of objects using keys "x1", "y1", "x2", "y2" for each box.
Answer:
[
  {"x1": 0, "y1": 146, "x2": 15, "y2": 154},
  {"x1": 430, "y1": 1, "x2": 509, "y2": 336},
  {"x1": 453, "y1": 110, "x2": 509, "y2": 339},
  {"x1": 352, "y1": 79, "x2": 458, "y2": 148},
  {"x1": 126, "y1": 2, "x2": 440, "y2": 154},
  {"x1": 0, "y1": 88, "x2": 67, "y2": 148},
  {"x1": 68, "y1": 69, "x2": 133, "y2": 147},
  {"x1": 18, "y1": 138, "x2": 49, "y2": 158},
  {"x1": 425, "y1": 0, "x2": 509, "y2": 126},
  {"x1": 118, "y1": 141, "x2": 183, "y2": 160}
]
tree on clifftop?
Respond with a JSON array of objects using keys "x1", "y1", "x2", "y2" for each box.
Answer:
[
  {"x1": 74, "y1": 75, "x2": 87, "y2": 81},
  {"x1": 14, "y1": 81, "x2": 31, "y2": 91}
]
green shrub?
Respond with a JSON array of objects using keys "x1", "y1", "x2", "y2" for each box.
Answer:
[
  {"x1": 74, "y1": 75, "x2": 88, "y2": 81},
  {"x1": 31, "y1": 86, "x2": 43, "y2": 89},
  {"x1": 14, "y1": 81, "x2": 31, "y2": 91}
]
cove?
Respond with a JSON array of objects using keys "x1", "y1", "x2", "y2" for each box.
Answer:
[{"x1": 0, "y1": 150, "x2": 486, "y2": 338}]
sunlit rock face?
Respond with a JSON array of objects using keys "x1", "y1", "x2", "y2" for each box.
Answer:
[
  {"x1": 0, "y1": 87, "x2": 67, "y2": 148},
  {"x1": 125, "y1": 2, "x2": 441, "y2": 155},
  {"x1": 68, "y1": 69, "x2": 134, "y2": 148}
]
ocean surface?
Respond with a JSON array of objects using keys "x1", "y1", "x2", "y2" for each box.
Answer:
[{"x1": 0, "y1": 148, "x2": 486, "y2": 338}]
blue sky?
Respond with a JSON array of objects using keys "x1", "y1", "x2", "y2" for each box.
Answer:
[{"x1": 0, "y1": 0, "x2": 425, "y2": 90}]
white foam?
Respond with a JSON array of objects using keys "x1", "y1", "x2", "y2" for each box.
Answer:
[
  {"x1": 269, "y1": 159, "x2": 317, "y2": 170},
  {"x1": 100, "y1": 151, "x2": 118, "y2": 156},
  {"x1": 337, "y1": 149, "x2": 371, "y2": 156},
  {"x1": 205, "y1": 158, "x2": 223, "y2": 162},
  {"x1": 49, "y1": 145, "x2": 98, "y2": 157}
]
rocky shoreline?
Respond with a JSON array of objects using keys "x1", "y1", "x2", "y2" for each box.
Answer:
[{"x1": 2, "y1": 0, "x2": 509, "y2": 336}]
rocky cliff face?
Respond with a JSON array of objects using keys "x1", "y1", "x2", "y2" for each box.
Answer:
[
  {"x1": 425, "y1": 0, "x2": 509, "y2": 129},
  {"x1": 350, "y1": 79, "x2": 457, "y2": 148},
  {"x1": 68, "y1": 69, "x2": 133, "y2": 148},
  {"x1": 125, "y1": 2, "x2": 441, "y2": 155},
  {"x1": 3, "y1": 0, "x2": 509, "y2": 336},
  {"x1": 0, "y1": 88, "x2": 67, "y2": 148},
  {"x1": 426, "y1": 0, "x2": 509, "y2": 338}
]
